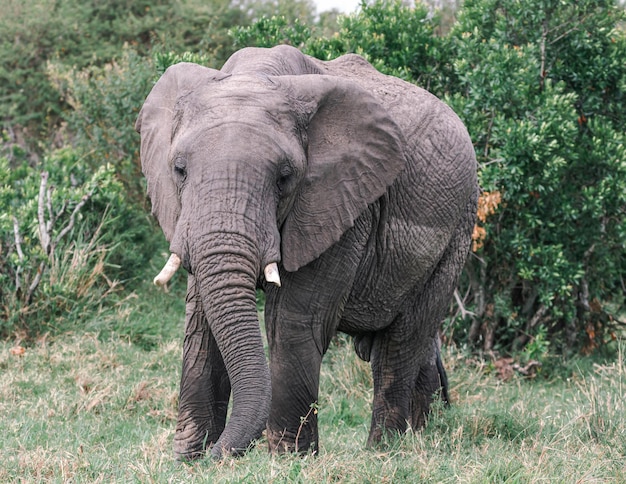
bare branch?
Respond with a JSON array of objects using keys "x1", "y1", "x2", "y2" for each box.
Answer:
[
  {"x1": 37, "y1": 172, "x2": 51, "y2": 255},
  {"x1": 12, "y1": 216, "x2": 24, "y2": 262},
  {"x1": 548, "y1": 22, "x2": 583, "y2": 46},
  {"x1": 454, "y1": 288, "x2": 475, "y2": 319},
  {"x1": 528, "y1": 304, "x2": 548, "y2": 330},
  {"x1": 26, "y1": 261, "x2": 46, "y2": 305},
  {"x1": 52, "y1": 191, "x2": 94, "y2": 249},
  {"x1": 53, "y1": 200, "x2": 68, "y2": 227},
  {"x1": 46, "y1": 184, "x2": 54, "y2": 230},
  {"x1": 12, "y1": 216, "x2": 24, "y2": 292}
]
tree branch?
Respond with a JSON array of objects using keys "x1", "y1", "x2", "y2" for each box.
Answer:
[
  {"x1": 12, "y1": 216, "x2": 24, "y2": 292},
  {"x1": 12, "y1": 216, "x2": 24, "y2": 262},
  {"x1": 52, "y1": 191, "x2": 93, "y2": 249},
  {"x1": 540, "y1": 20, "x2": 547, "y2": 91},
  {"x1": 37, "y1": 171, "x2": 51, "y2": 255},
  {"x1": 454, "y1": 288, "x2": 475, "y2": 319},
  {"x1": 26, "y1": 261, "x2": 46, "y2": 305}
]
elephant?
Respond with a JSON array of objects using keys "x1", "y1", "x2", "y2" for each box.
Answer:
[{"x1": 135, "y1": 44, "x2": 478, "y2": 460}]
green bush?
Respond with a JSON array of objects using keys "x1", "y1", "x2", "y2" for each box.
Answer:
[
  {"x1": 0, "y1": 147, "x2": 160, "y2": 339},
  {"x1": 233, "y1": 0, "x2": 453, "y2": 92},
  {"x1": 48, "y1": 48, "x2": 156, "y2": 202},
  {"x1": 449, "y1": 0, "x2": 626, "y2": 353},
  {"x1": 2, "y1": 0, "x2": 624, "y2": 356},
  {"x1": 0, "y1": 0, "x2": 250, "y2": 149},
  {"x1": 308, "y1": 0, "x2": 454, "y2": 94}
]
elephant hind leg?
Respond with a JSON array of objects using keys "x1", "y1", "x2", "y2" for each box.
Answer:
[
  {"x1": 409, "y1": 337, "x2": 449, "y2": 430},
  {"x1": 366, "y1": 317, "x2": 421, "y2": 447},
  {"x1": 368, "y1": 199, "x2": 473, "y2": 445},
  {"x1": 353, "y1": 332, "x2": 374, "y2": 361}
]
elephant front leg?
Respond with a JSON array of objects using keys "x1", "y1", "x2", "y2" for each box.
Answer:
[
  {"x1": 174, "y1": 275, "x2": 231, "y2": 460},
  {"x1": 265, "y1": 318, "x2": 324, "y2": 455},
  {"x1": 264, "y1": 272, "x2": 343, "y2": 455}
]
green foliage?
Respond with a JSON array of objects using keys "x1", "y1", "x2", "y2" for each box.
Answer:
[
  {"x1": 0, "y1": 147, "x2": 160, "y2": 339},
  {"x1": 449, "y1": 0, "x2": 626, "y2": 353},
  {"x1": 0, "y1": 0, "x2": 249, "y2": 147},
  {"x1": 48, "y1": 49, "x2": 156, "y2": 202},
  {"x1": 231, "y1": 15, "x2": 315, "y2": 49},
  {"x1": 241, "y1": 0, "x2": 316, "y2": 23},
  {"x1": 308, "y1": 0, "x2": 454, "y2": 93},
  {"x1": 233, "y1": 0, "x2": 454, "y2": 93},
  {"x1": 153, "y1": 51, "x2": 214, "y2": 76},
  {"x1": 2, "y1": 0, "x2": 625, "y2": 357}
]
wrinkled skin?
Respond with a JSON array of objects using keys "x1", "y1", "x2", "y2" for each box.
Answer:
[{"x1": 135, "y1": 45, "x2": 478, "y2": 460}]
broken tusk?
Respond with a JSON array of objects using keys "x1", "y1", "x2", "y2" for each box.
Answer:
[
  {"x1": 264, "y1": 262, "x2": 281, "y2": 287},
  {"x1": 153, "y1": 253, "x2": 181, "y2": 287}
]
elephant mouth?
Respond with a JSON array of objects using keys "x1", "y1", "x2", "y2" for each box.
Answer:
[{"x1": 153, "y1": 253, "x2": 282, "y2": 288}]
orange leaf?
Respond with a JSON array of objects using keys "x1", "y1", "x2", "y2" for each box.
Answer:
[{"x1": 10, "y1": 346, "x2": 26, "y2": 357}]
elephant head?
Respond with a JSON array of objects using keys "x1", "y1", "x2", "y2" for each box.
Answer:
[{"x1": 135, "y1": 59, "x2": 407, "y2": 457}]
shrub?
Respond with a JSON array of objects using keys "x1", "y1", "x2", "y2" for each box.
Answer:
[
  {"x1": 47, "y1": 48, "x2": 156, "y2": 203},
  {"x1": 0, "y1": 0, "x2": 250, "y2": 151},
  {"x1": 448, "y1": 0, "x2": 626, "y2": 353},
  {"x1": 0, "y1": 147, "x2": 159, "y2": 339}
]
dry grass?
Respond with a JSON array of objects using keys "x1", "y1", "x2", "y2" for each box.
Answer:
[{"x1": 1, "y1": 333, "x2": 624, "y2": 482}]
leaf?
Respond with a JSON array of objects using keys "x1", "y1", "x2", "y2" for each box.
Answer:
[{"x1": 10, "y1": 345, "x2": 26, "y2": 357}]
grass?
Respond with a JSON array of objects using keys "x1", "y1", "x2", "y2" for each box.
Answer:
[{"x1": 1, "y1": 303, "x2": 625, "y2": 482}]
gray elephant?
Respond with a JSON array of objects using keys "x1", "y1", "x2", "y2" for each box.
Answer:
[{"x1": 136, "y1": 45, "x2": 478, "y2": 460}]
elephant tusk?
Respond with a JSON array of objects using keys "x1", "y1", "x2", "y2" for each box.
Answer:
[
  {"x1": 264, "y1": 262, "x2": 281, "y2": 287},
  {"x1": 153, "y1": 253, "x2": 181, "y2": 287}
]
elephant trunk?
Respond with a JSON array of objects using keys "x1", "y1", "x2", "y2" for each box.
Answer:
[{"x1": 193, "y1": 232, "x2": 272, "y2": 458}]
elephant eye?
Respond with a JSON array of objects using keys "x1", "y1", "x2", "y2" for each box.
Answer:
[
  {"x1": 276, "y1": 166, "x2": 292, "y2": 194},
  {"x1": 173, "y1": 158, "x2": 187, "y2": 180},
  {"x1": 277, "y1": 174, "x2": 289, "y2": 188}
]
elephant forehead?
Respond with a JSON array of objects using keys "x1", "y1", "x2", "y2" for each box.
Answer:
[
  {"x1": 192, "y1": 76, "x2": 286, "y2": 110},
  {"x1": 172, "y1": 120, "x2": 300, "y2": 169},
  {"x1": 174, "y1": 88, "x2": 294, "y2": 134}
]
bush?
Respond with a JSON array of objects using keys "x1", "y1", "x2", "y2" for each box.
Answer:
[
  {"x1": 449, "y1": 0, "x2": 626, "y2": 353},
  {"x1": 233, "y1": 0, "x2": 453, "y2": 93},
  {"x1": 0, "y1": 0, "x2": 250, "y2": 150},
  {"x1": 48, "y1": 48, "x2": 156, "y2": 203},
  {"x1": 0, "y1": 146, "x2": 160, "y2": 339}
]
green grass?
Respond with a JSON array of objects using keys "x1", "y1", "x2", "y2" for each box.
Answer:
[{"x1": 1, "y1": 320, "x2": 625, "y2": 482}]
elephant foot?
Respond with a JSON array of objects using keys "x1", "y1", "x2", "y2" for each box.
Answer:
[
  {"x1": 366, "y1": 419, "x2": 408, "y2": 448},
  {"x1": 173, "y1": 423, "x2": 216, "y2": 461},
  {"x1": 266, "y1": 427, "x2": 318, "y2": 455},
  {"x1": 409, "y1": 392, "x2": 433, "y2": 430}
]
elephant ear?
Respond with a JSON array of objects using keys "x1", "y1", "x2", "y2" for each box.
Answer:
[
  {"x1": 135, "y1": 63, "x2": 229, "y2": 242},
  {"x1": 277, "y1": 75, "x2": 407, "y2": 272}
]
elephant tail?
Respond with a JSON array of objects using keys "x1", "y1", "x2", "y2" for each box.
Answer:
[{"x1": 435, "y1": 344, "x2": 450, "y2": 406}]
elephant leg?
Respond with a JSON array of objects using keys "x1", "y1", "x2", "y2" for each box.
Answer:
[
  {"x1": 174, "y1": 274, "x2": 231, "y2": 460},
  {"x1": 410, "y1": 336, "x2": 449, "y2": 429},
  {"x1": 265, "y1": 315, "x2": 325, "y2": 454},
  {"x1": 264, "y1": 239, "x2": 361, "y2": 454},
  {"x1": 369, "y1": 203, "x2": 474, "y2": 445},
  {"x1": 406, "y1": 207, "x2": 473, "y2": 431},
  {"x1": 367, "y1": 323, "x2": 420, "y2": 446}
]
